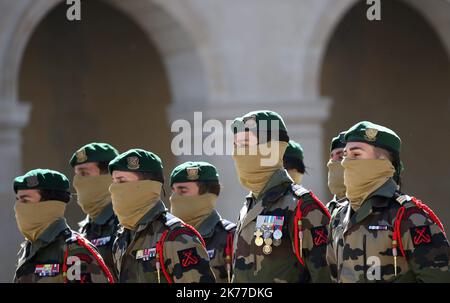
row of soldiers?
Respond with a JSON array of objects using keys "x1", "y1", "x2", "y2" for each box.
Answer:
[{"x1": 13, "y1": 110, "x2": 450, "y2": 283}]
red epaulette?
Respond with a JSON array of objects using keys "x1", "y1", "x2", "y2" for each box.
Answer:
[
  {"x1": 155, "y1": 221, "x2": 207, "y2": 283},
  {"x1": 391, "y1": 195, "x2": 445, "y2": 276},
  {"x1": 292, "y1": 186, "x2": 330, "y2": 266}
]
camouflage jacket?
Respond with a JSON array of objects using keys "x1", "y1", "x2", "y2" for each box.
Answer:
[
  {"x1": 232, "y1": 169, "x2": 331, "y2": 283},
  {"x1": 197, "y1": 210, "x2": 236, "y2": 283},
  {"x1": 326, "y1": 196, "x2": 347, "y2": 215},
  {"x1": 112, "y1": 200, "x2": 216, "y2": 283},
  {"x1": 14, "y1": 218, "x2": 112, "y2": 283},
  {"x1": 78, "y1": 203, "x2": 119, "y2": 279},
  {"x1": 327, "y1": 178, "x2": 450, "y2": 282}
]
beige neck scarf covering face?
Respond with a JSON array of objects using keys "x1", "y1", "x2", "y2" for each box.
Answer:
[
  {"x1": 287, "y1": 169, "x2": 303, "y2": 185},
  {"x1": 342, "y1": 158, "x2": 395, "y2": 211},
  {"x1": 14, "y1": 200, "x2": 66, "y2": 242},
  {"x1": 170, "y1": 193, "x2": 217, "y2": 229},
  {"x1": 327, "y1": 159, "x2": 346, "y2": 199},
  {"x1": 73, "y1": 174, "x2": 112, "y2": 220},
  {"x1": 109, "y1": 180, "x2": 162, "y2": 230},
  {"x1": 232, "y1": 141, "x2": 288, "y2": 199}
]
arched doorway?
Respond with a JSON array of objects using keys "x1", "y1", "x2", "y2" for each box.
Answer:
[
  {"x1": 320, "y1": 0, "x2": 450, "y2": 224},
  {"x1": 18, "y1": 0, "x2": 174, "y2": 227}
]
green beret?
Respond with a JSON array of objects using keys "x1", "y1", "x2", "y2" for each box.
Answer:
[
  {"x1": 330, "y1": 132, "x2": 346, "y2": 152},
  {"x1": 69, "y1": 142, "x2": 119, "y2": 167},
  {"x1": 170, "y1": 161, "x2": 219, "y2": 187},
  {"x1": 283, "y1": 140, "x2": 304, "y2": 161},
  {"x1": 344, "y1": 121, "x2": 401, "y2": 154},
  {"x1": 231, "y1": 110, "x2": 289, "y2": 142},
  {"x1": 14, "y1": 169, "x2": 70, "y2": 193},
  {"x1": 108, "y1": 149, "x2": 163, "y2": 175}
]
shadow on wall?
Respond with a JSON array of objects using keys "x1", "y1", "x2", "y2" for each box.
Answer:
[{"x1": 18, "y1": 0, "x2": 174, "y2": 228}]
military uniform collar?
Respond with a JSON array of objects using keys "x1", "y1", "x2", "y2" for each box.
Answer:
[
  {"x1": 197, "y1": 210, "x2": 221, "y2": 239},
  {"x1": 344, "y1": 178, "x2": 397, "y2": 233},
  {"x1": 252, "y1": 169, "x2": 291, "y2": 206},
  {"x1": 92, "y1": 202, "x2": 115, "y2": 225},
  {"x1": 21, "y1": 218, "x2": 70, "y2": 264},
  {"x1": 135, "y1": 200, "x2": 167, "y2": 232},
  {"x1": 38, "y1": 218, "x2": 70, "y2": 243}
]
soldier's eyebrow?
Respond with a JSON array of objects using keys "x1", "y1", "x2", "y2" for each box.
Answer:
[{"x1": 348, "y1": 147, "x2": 363, "y2": 152}]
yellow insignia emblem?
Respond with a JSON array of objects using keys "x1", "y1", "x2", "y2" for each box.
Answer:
[
  {"x1": 186, "y1": 167, "x2": 199, "y2": 180},
  {"x1": 76, "y1": 149, "x2": 88, "y2": 163},
  {"x1": 127, "y1": 156, "x2": 140, "y2": 170},
  {"x1": 364, "y1": 128, "x2": 378, "y2": 142},
  {"x1": 26, "y1": 176, "x2": 39, "y2": 187}
]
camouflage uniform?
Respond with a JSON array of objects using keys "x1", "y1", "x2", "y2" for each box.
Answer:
[
  {"x1": 326, "y1": 196, "x2": 346, "y2": 214},
  {"x1": 112, "y1": 200, "x2": 216, "y2": 283},
  {"x1": 327, "y1": 179, "x2": 450, "y2": 282},
  {"x1": 15, "y1": 218, "x2": 112, "y2": 283},
  {"x1": 79, "y1": 203, "x2": 119, "y2": 278},
  {"x1": 232, "y1": 169, "x2": 331, "y2": 283},
  {"x1": 196, "y1": 210, "x2": 236, "y2": 283}
]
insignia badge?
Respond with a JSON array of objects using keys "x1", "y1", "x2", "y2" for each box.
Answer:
[
  {"x1": 364, "y1": 128, "x2": 378, "y2": 142},
  {"x1": 76, "y1": 149, "x2": 88, "y2": 163},
  {"x1": 136, "y1": 248, "x2": 157, "y2": 261},
  {"x1": 26, "y1": 176, "x2": 39, "y2": 187},
  {"x1": 311, "y1": 226, "x2": 328, "y2": 247},
  {"x1": 410, "y1": 225, "x2": 432, "y2": 247},
  {"x1": 254, "y1": 230, "x2": 263, "y2": 246},
  {"x1": 127, "y1": 156, "x2": 140, "y2": 170},
  {"x1": 273, "y1": 238, "x2": 282, "y2": 247},
  {"x1": 255, "y1": 215, "x2": 284, "y2": 253},
  {"x1": 178, "y1": 248, "x2": 200, "y2": 269},
  {"x1": 262, "y1": 244, "x2": 272, "y2": 255},
  {"x1": 243, "y1": 116, "x2": 257, "y2": 129},
  {"x1": 207, "y1": 249, "x2": 215, "y2": 260},
  {"x1": 186, "y1": 167, "x2": 199, "y2": 181},
  {"x1": 90, "y1": 236, "x2": 111, "y2": 247},
  {"x1": 273, "y1": 229, "x2": 283, "y2": 240},
  {"x1": 35, "y1": 264, "x2": 60, "y2": 277}
]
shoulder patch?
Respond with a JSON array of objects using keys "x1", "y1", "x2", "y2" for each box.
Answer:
[
  {"x1": 311, "y1": 226, "x2": 328, "y2": 247},
  {"x1": 410, "y1": 225, "x2": 432, "y2": 247},
  {"x1": 177, "y1": 247, "x2": 200, "y2": 270}
]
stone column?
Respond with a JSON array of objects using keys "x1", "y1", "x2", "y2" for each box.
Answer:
[{"x1": 0, "y1": 101, "x2": 31, "y2": 282}]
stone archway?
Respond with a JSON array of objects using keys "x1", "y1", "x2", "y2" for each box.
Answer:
[
  {"x1": 0, "y1": 0, "x2": 210, "y2": 282},
  {"x1": 301, "y1": 0, "x2": 450, "y2": 100},
  {"x1": 319, "y1": 0, "x2": 450, "y2": 226}
]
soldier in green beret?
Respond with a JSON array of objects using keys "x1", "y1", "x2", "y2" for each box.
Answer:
[
  {"x1": 325, "y1": 132, "x2": 346, "y2": 214},
  {"x1": 169, "y1": 161, "x2": 237, "y2": 283},
  {"x1": 231, "y1": 110, "x2": 331, "y2": 283},
  {"x1": 69, "y1": 142, "x2": 120, "y2": 277},
  {"x1": 13, "y1": 169, "x2": 115, "y2": 283},
  {"x1": 109, "y1": 149, "x2": 216, "y2": 283},
  {"x1": 326, "y1": 121, "x2": 450, "y2": 282},
  {"x1": 283, "y1": 140, "x2": 306, "y2": 185}
]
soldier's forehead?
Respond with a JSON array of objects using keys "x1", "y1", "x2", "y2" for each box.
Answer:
[{"x1": 17, "y1": 189, "x2": 40, "y2": 195}]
